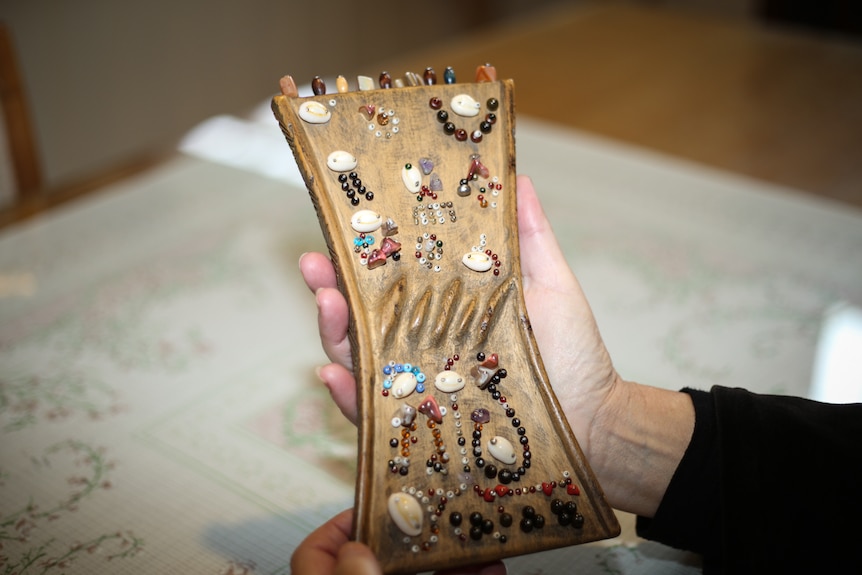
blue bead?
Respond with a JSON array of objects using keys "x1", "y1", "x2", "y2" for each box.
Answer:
[
  {"x1": 383, "y1": 379, "x2": 392, "y2": 389},
  {"x1": 416, "y1": 373, "x2": 426, "y2": 383},
  {"x1": 383, "y1": 365, "x2": 392, "y2": 375},
  {"x1": 403, "y1": 363, "x2": 412, "y2": 372},
  {"x1": 416, "y1": 384, "x2": 425, "y2": 393},
  {"x1": 367, "y1": 235, "x2": 375, "y2": 245},
  {"x1": 395, "y1": 364, "x2": 404, "y2": 373},
  {"x1": 412, "y1": 366, "x2": 421, "y2": 374}
]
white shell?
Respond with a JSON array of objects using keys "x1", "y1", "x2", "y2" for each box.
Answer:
[
  {"x1": 350, "y1": 209, "x2": 383, "y2": 233},
  {"x1": 434, "y1": 371, "x2": 465, "y2": 393},
  {"x1": 298, "y1": 101, "x2": 331, "y2": 124},
  {"x1": 487, "y1": 435, "x2": 517, "y2": 465},
  {"x1": 450, "y1": 94, "x2": 481, "y2": 117},
  {"x1": 388, "y1": 493, "x2": 423, "y2": 536},
  {"x1": 401, "y1": 164, "x2": 422, "y2": 193},
  {"x1": 326, "y1": 150, "x2": 357, "y2": 172},
  {"x1": 391, "y1": 371, "x2": 418, "y2": 399},
  {"x1": 462, "y1": 252, "x2": 493, "y2": 272}
]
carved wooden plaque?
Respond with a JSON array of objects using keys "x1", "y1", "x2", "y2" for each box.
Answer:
[{"x1": 272, "y1": 69, "x2": 620, "y2": 574}]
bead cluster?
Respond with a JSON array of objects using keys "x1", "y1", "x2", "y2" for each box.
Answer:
[
  {"x1": 413, "y1": 202, "x2": 457, "y2": 226},
  {"x1": 415, "y1": 233, "x2": 444, "y2": 272},
  {"x1": 429, "y1": 96, "x2": 498, "y2": 143},
  {"x1": 382, "y1": 362, "x2": 427, "y2": 397},
  {"x1": 337, "y1": 171, "x2": 373, "y2": 206},
  {"x1": 360, "y1": 104, "x2": 400, "y2": 139}
]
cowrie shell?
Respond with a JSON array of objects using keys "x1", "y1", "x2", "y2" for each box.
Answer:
[
  {"x1": 487, "y1": 435, "x2": 517, "y2": 465},
  {"x1": 401, "y1": 164, "x2": 422, "y2": 193},
  {"x1": 350, "y1": 209, "x2": 383, "y2": 233},
  {"x1": 434, "y1": 371, "x2": 465, "y2": 393},
  {"x1": 298, "y1": 101, "x2": 331, "y2": 124},
  {"x1": 462, "y1": 252, "x2": 493, "y2": 272},
  {"x1": 326, "y1": 150, "x2": 357, "y2": 172},
  {"x1": 388, "y1": 493, "x2": 423, "y2": 536},
  {"x1": 450, "y1": 94, "x2": 481, "y2": 117},
  {"x1": 391, "y1": 371, "x2": 418, "y2": 399}
]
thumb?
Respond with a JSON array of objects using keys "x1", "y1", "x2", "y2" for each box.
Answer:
[
  {"x1": 334, "y1": 542, "x2": 384, "y2": 575},
  {"x1": 516, "y1": 175, "x2": 574, "y2": 291}
]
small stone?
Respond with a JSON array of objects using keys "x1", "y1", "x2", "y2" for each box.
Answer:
[
  {"x1": 429, "y1": 174, "x2": 443, "y2": 192},
  {"x1": 380, "y1": 237, "x2": 402, "y2": 257},
  {"x1": 357, "y1": 75, "x2": 374, "y2": 91},
  {"x1": 394, "y1": 404, "x2": 417, "y2": 427},
  {"x1": 418, "y1": 395, "x2": 444, "y2": 423},
  {"x1": 475, "y1": 63, "x2": 497, "y2": 83},
  {"x1": 367, "y1": 249, "x2": 387, "y2": 269},
  {"x1": 419, "y1": 157, "x2": 434, "y2": 175},
  {"x1": 470, "y1": 408, "x2": 490, "y2": 423},
  {"x1": 279, "y1": 75, "x2": 298, "y2": 97},
  {"x1": 481, "y1": 353, "x2": 499, "y2": 369},
  {"x1": 336, "y1": 75, "x2": 349, "y2": 93},
  {"x1": 358, "y1": 104, "x2": 376, "y2": 121},
  {"x1": 381, "y1": 218, "x2": 398, "y2": 236}
]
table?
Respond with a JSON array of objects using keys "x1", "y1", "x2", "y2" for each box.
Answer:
[{"x1": 2, "y1": 96, "x2": 861, "y2": 571}]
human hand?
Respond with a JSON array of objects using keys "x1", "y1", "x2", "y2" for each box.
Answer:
[
  {"x1": 291, "y1": 509, "x2": 507, "y2": 575},
  {"x1": 299, "y1": 174, "x2": 621, "y2": 463}
]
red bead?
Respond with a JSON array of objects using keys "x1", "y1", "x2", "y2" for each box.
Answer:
[
  {"x1": 382, "y1": 389, "x2": 389, "y2": 396},
  {"x1": 455, "y1": 129, "x2": 468, "y2": 141},
  {"x1": 429, "y1": 97, "x2": 442, "y2": 110},
  {"x1": 493, "y1": 269, "x2": 500, "y2": 276},
  {"x1": 453, "y1": 354, "x2": 460, "y2": 361}
]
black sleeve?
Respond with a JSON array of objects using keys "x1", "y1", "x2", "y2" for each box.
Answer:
[{"x1": 636, "y1": 386, "x2": 862, "y2": 573}]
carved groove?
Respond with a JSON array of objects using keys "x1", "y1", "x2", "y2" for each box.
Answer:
[
  {"x1": 429, "y1": 278, "x2": 463, "y2": 346},
  {"x1": 380, "y1": 276, "x2": 407, "y2": 349}
]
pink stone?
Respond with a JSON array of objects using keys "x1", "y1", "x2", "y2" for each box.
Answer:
[
  {"x1": 359, "y1": 104, "x2": 376, "y2": 121},
  {"x1": 480, "y1": 353, "x2": 499, "y2": 369},
  {"x1": 418, "y1": 395, "x2": 443, "y2": 423},
  {"x1": 367, "y1": 249, "x2": 387, "y2": 269},
  {"x1": 279, "y1": 75, "x2": 298, "y2": 98},
  {"x1": 380, "y1": 237, "x2": 402, "y2": 257},
  {"x1": 467, "y1": 157, "x2": 490, "y2": 181}
]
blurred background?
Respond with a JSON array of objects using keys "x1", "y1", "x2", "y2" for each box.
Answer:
[{"x1": 1, "y1": 0, "x2": 861, "y2": 218}]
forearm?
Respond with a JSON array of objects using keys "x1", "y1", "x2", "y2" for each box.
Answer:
[{"x1": 585, "y1": 379, "x2": 695, "y2": 517}]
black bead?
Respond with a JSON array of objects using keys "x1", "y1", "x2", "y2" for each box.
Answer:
[
  {"x1": 499, "y1": 535, "x2": 507, "y2": 544},
  {"x1": 484, "y1": 464, "x2": 498, "y2": 479},
  {"x1": 498, "y1": 469, "x2": 513, "y2": 484},
  {"x1": 473, "y1": 448, "x2": 482, "y2": 457},
  {"x1": 512, "y1": 472, "x2": 520, "y2": 482},
  {"x1": 564, "y1": 501, "x2": 578, "y2": 514},
  {"x1": 469, "y1": 512, "x2": 484, "y2": 527},
  {"x1": 353, "y1": 178, "x2": 362, "y2": 188},
  {"x1": 487, "y1": 384, "x2": 497, "y2": 393},
  {"x1": 389, "y1": 438, "x2": 398, "y2": 447},
  {"x1": 557, "y1": 512, "x2": 572, "y2": 526},
  {"x1": 350, "y1": 197, "x2": 360, "y2": 206},
  {"x1": 511, "y1": 418, "x2": 521, "y2": 427},
  {"x1": 522, "y1": 505, "x2": 536, "y2": 519},
  {"x1": 486, "y1": 98, "x2": 499, "y2": 111},
  {"x1": 519, "y1": 517, "x2": 534, "y2": 533},
  {"x1": 517, "y1": 427, "x2": 526, "y2": 436},
  {"x1": 471, "y1": 439, "x2": 480, "y2": 447},
  {"x1": 523, "y1": 451, "x2": 531, "y2": 460},
  {"x1": 522, "y1": 459, "x2": 531, "y2": 469},
  {"x1": 399, "y1": 466, "x2": 408, "y2": 475},
  {"x1": 365, "y1": 191, "x2": 374, "y2": 200},
  {"x1": 443, "y1": 122, "x2": 456, "y2": 135},
  {"x1": 519, "y1": 436, "x2": 529, "y2": 445},
  {"x1": 533, "y1": 514, "x2": 546, "y2": 529},
  {"x1": 458, "y1": 437, "x2": 466, "y2": 446},
  {"x1": 349, "y1": 172, "x2": 358, "y2": 180},
  {"x1": 470, "y1": 526, "x2": 483, "y2": 540},
  {"x1": 341, "y1": 181, "x2": 350, "y2": 191},
  {"x1": 497, "y1": 369, "x2": 507, "y2": 378},
  {"x1": 338, "y1": 173, "x2": 348, "y2": 183},
  {"x1": 505, "y1": 408, "x2": 515, "y2": 418},
  {"x1": 472, "y1": 429, "x2": 482, "y2": 439},
  {"x1": 491, "y1": 391, "x2": 501, "y2": 400},
  {"x1": 434, "y1": 462, "x2": 443, "y2": 472},
  {"x1": 480, "y1": 121, "x2": 492, "y2": 134},
  {"x1": 392, "y1": 252, "x2": 400, "y2": 261},
  {"x1": 499, "y1": 513, "x2": 513, "y2": 527},
  {"x1": 450, "y1": 512, "x2": 463, "y2": 526},
  {"x1": 482, "y1": 519, "x2": 494, "y2": 534},
  {"x1": 346, "y1": 189, "x2": 355, "y2": 198},
  {"x1": 491, "y1": 375, "x2": 501, "y2": 385},
  {"x1": 517, "y1": 467, "x2": 526, "y2": 476},
  {"x1": 477, "y1": 352, "x2": 485, "y2": 361},
  {"x1": 572, "y1": 513, "x2": 585, "y2": 529},
  {"x1": 550, "y1": 499, "x2": 564, "y2": 515},
  {"x1": 475, "y1": 457, "x2": 485, "y2": 468},
  {"x1": 436, "y1": 110, "x2": 449, "y2": 123}
]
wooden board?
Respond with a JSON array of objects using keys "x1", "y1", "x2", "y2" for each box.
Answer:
[{"x1": 272, "y1": 72, "x2": 620, "y2": 574}]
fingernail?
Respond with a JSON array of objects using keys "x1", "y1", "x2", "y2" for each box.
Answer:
[{"x1": 298, "y1": 251, "x2": 309, "y2": 269}]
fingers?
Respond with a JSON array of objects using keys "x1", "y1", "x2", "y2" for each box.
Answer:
[
  {"x1": 318, "y1": 362, "x2": 359, "y2": 425},
  {"x1": 334, "y1": 542, "x2": 383, "y2": 575},
  {"x1": 289, "y1": 509, "x2": 354, "y2": 574},
  {"x1": 299, "y1": 251, "x2": 338, "y2": 293},
  {"x1": 316, "y1": 287, "x2": 352, "y2": 369},
  {"x1": 435, "y1": 561, "x2": 508, "y2": 575}
]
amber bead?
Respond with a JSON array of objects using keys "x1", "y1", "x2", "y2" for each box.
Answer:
[
  {"x1": 476, "y1": 63, "x2": 497, "y2": 83},
  {"x1": 311, "y1": 76, "x2": 325, "y2": 95},
  {"x1": 423, "y1": 66, "x2": 437, "y2": 85},
  {"x1": 379, "y1": 71, "x2": 392, "y2": 89}
]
